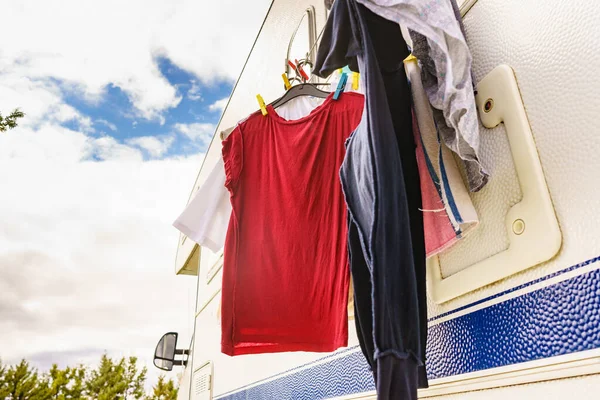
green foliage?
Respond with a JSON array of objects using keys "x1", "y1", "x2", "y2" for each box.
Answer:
[
  {"x1": 0, "y1": 355, "x2": 178, "y2": 400},
  {"x1": 145, "y1": 375, "x2": 178, "y2": 400},
  {"x1": 40, "y1": 364, "x2": 86, "y2": 399},
  {"x1": 85, "y1": 355, "x2": 147, "y2": 400},
  {"x1": 0, "y1": 109, "x2": 25, "y2": 132},
  {"x1": 0, "y1": 361, "x2": 8, "y2": 399},
  {"x1": 0, "y1": 359, "x2": 50, "y2": 399}
]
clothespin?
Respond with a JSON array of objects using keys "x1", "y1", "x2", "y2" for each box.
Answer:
[
  {"x1": 282, "y1": 73, "x2": 291, "y2": 90},
  {"x1": 287, "y1": 60, "x2": 299, "y2": 77},
  {"x1": 352, "y1": 72, "x2": 359, "y2": 90},
  {"x1": 288, "y1": 59, "x2": 308, "y2": 82},
  {"x1": 256, "y1": 94, "x2": 267, "y2": 116},
  {"x1": 295, "y1": 59, "x2": 310, "y2": 81},
  {"x1": 403, "y1": 53, "x2": 417, "y2": 64},
  {"x1": 334, "y1": 72, "x2": 348, "y2": 100}
]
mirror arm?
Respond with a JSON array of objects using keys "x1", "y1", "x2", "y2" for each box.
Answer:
[
  {"x1": 173, "y1": 360, "x2": 188, "y2": 367},
  {"x1": 174, "y1": 349, "x2": 190, "y2": 356}
]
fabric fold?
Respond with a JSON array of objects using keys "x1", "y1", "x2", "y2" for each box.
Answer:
[
  {"x1": 406, "y1": 57, "x2": 479, "y2": 258},
  {"x1": 356, "y1": 0, "x2": 488, "y2": 192},
  {"x1": 314, "y1": 1, "x2": 428, "y2": 398}
]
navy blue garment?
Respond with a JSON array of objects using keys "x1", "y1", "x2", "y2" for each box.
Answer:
[{"x1": 314, "y1": 1, "x2": 427, "y2": 398}]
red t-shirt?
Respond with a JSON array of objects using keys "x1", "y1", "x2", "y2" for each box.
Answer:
[{"x1": 221, "y1": 93, "x2": 364, "y2": 356}]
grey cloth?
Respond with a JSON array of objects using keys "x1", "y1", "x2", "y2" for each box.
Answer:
[
  {"x1": 356, "y1": 0, "x2": 489, "y2": 191},
  {"x1": 410, "y1": 0, "x2": 475, "y2": 91}
]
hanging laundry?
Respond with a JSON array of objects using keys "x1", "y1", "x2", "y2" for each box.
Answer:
[
  {"x1": 356, "y1": 0, "x2": 489, "y2": 192},
  {"x1": 405, "y1": 56, "x2": 479, "y2": 257},
  {"x1": 220, "y1": 92, "x2": 363, "y2": 356},
  {"x1": 173, "y1": 96, "x2": 330, "y2": 252},
  {"x1": 173, "y1": 154, "x2": 231, "y2": 253},
  {"x1": 314, "y1": 1, "x2": 427, "y2": 399}
]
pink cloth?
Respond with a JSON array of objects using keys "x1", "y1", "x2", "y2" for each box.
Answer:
[
  {"x1": 413, "y1": 111, "x2": 463, "y2": 256},
  {"x1": 407, "y1": 58, "x2": 479, "y2": 258}
]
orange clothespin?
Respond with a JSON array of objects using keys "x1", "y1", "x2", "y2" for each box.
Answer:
[
  {"x1": 352, "y1": 72, "x2": 359, "y2": 90},
  {"x1": 282, "y1": 73, "x2": 291, "y2": 90},
  {"x1": 295, "y1": 59, "x2": 309, "y2": 81},
  {"x1": 256, "y1": 94, "x2": 267, "y2": 116},
  {"x1": 288, "y1": 60, "x2": 299, "y2": 77}
]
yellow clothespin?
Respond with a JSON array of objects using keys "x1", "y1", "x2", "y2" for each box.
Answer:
[
  {"x1": 403, "y1": 53, "x2": 417, "y2": 64},
  {"x1": 282, "y1": 73, "x2": 291, "y2": 90},
  {"x1": 256, "y1": 94, "x2": 267, "y2": 116},
  {"x1": 352, "y1": 72, "x2": 359, "y2": 90}
]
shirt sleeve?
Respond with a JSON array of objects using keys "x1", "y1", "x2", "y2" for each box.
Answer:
[
  {"x1": 221, "y1": 125, "x2": 243, "y2": 191},
  {"x1": 313, "y1": 0, "x2": 361, "y2": 78},
  {"x1": 173, "y1": 157, "x2": 232, "y2": 252}
]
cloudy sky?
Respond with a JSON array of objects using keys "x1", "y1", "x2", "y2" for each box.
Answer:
[{"x1": 0, "y1": 0, "x2": 270, "y2": 386}]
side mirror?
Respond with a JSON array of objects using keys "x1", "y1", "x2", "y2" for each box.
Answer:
[{"x1": 153, "y1": 332, "x2": 189, "y2": 371}]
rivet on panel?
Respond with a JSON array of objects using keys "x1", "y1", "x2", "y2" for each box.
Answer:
[
  {"x1": 484, "y1": 98, "x2": 494, "y2": 113},
  {"x1": 512, "y1": 219, "x2": 525, "y2": 235}
]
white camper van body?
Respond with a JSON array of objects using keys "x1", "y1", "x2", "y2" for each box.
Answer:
[{"x1": 172, "y1": 0, "x2": 600, "y2": 398}]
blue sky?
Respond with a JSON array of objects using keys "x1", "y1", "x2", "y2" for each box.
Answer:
[{"x1": 62, "y1": 57, "x2": 233, "y2": 158}]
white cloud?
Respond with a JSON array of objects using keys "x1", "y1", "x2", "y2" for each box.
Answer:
[
  {"x1": 127, "y1": 135, "x2": 175, "y2": 158},
  {"x1": 208, "y1": 97, "x2": 228, "y2": 112},
  {"x1": 0, "y1": 73, "x2": 91, "y2": 132},
  {"x1": 0, "y1": 122, "x2": 201, "y2": 383},
  {"x1": 174, "y1": 122, "x2": 216, "y2": 146},
  {"x1": 96, "y1": 119, "x2": 118, "y2": 132},
  {"x1": 0, "y1": 59, "x2": 200, "y2": 383},
  {"x1": 153, "y1": 0, "x2": 271, "y2": 82},
  {"x1": 0, "y1": 0, "x2": 271, "y2": 121},
  {"x1": 91, "y1": 135, "x2": 146, "y2": 162},
  {"x1": 187, "y1": 80, "x2": 202, "y2": 101}
]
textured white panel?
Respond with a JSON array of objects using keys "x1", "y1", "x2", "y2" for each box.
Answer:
[
  {"x1": 429, "y1": 0, "x2": 600, "y2": 315},
  {"x1": 431, "y1": 374, "x2": 600, "y2": 400}
]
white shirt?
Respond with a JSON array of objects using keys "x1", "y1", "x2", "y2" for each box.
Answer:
[{"x1": 173, "y1": 156, "x2": 231, "y2": 253}]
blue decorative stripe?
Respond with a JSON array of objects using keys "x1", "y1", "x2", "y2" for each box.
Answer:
[
  {"x1": 418, "y1": 122, "x2": 443, "y2": 200},
  {"x1": 437, "y1": 127, "x2": 463, "y2": 225},
  {"x1": 427, "y1": 262, "x2": 600, "y2": 378},
  {"x1": 215, "y1": 350, "x2": 375, "y2": 400},
  {"x1": 215, "y1": 346, "x2": 362, "y2": 399},
  {"x1": 215, "y1": 256, "x2": 600, "y2": 399},
  {"x1": 428, "y1": 255, "x2": 600, "y2": 322}
]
